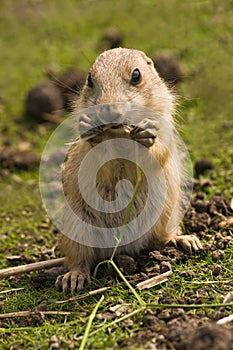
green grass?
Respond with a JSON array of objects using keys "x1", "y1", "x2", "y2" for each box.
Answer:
[{"x1": 0, "y1": 0, "x2": 233, "y2": 349}]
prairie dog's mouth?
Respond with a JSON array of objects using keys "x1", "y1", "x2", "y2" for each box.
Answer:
[
  {"x1": 102, "y1": 123, "x2": 132, "y2": 133},
  {"x1": 107, "y1": 124, "x2": 122, "y2": 129},
  {"x1": 78, "y1": 123, "x2": 133, "y2": 143}
]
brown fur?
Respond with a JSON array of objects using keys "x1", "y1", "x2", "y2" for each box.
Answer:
[{"x1": 57, "y1": 48, "x2": 202, "y2": 293}]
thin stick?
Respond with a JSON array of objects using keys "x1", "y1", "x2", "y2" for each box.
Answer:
[
  {"x1": 217, "y1": 314, "x2": 233, "y2": 325},
  {"x1": 0, "y1": 287, "x2": 25, "y2": 294},
  {"x1": 136, "y1": 270, "x2": 173, "y2": 290},
  {"x1": 55, "y1": 287, "x2": 110, "y2": 304},
  {"x1": 0, "y1": 310, "x2": 71, "y2": 319},
  {"x1": 0, "y1": 258, "x2": 65, "y2": 278},
  {"x1": 79, "y1": 295, "x2": 104, "y2": 350}
]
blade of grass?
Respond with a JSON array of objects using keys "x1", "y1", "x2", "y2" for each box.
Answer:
[
  {"x1": 109, "y1": 259, "x2": 145, "y2": 306},
  {"x1": 111, "y1": 167, "x2": 142, "y2": 261},
  {"x1": 89, "y1": 307, "x2": 145, "y2": 337},
  {"x1": 79, "y1": 294, "x2": 104, "y2": 350}
]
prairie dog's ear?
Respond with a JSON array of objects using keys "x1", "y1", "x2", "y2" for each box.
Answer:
[
  {"x1": 146, "y1": 57, "x2": 154, "y2": 66},
  {"x1": 138, "y1": 50, "x2": 153, "y2": 66}
]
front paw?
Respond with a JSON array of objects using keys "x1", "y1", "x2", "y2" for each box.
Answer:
[
  {"x1": 79, "y1": 113, "x2": 103, "y2": 143},
  {"x1": 130, "y1": 118, "x2": 159, "y2": 147},
  {"x1": 55, "y1": 270, "x2": 91, "y2": 294},
  {"x1": 79, "y1": 105, "x2": 125, "y2": 143}
]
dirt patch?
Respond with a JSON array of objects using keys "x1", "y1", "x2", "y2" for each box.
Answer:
[
  {"x1": 0, "y1": 143, "x2": 38, "y2": 170},
  {"x1": 118, "y1": 179, "x2": 233, "y2": 349},
  {"x1": 152, "y1": 52, "x2": 184, "y2": 85},
  {"x1": 194, "y1": 158, "x2": 214, "y2": 177},
  {"x1": 54, "y1": 68, "x2": 86, "y2": 110},
  {"x1": 25, "y1": 80, "x2": 64, "y2": 123},
  {"x1": 123, "y1": 315, "x2": 233, "y2": 350},
  {"x1": 24, "y1": 68, "x2": 86, "y2": 122},
  {"x1": 188, "y1": 323, "x2": 233, "y2": 350},
  {"x1": 101, "y1": 28, "x2": 124, "y2": 50}
]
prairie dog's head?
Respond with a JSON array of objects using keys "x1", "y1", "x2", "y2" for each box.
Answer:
[{"x1": 78, "y1": 48, "x2": 175, "y2": 120}]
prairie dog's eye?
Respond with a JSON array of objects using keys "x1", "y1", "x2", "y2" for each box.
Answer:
[
  {"x1": 130, "y1": 68, "x2": 141, "y2": 85},
  {"x1": 87, "y1": 72, "x2": 94, "y2": 88}
]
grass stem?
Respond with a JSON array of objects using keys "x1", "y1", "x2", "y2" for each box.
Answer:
[
  {"x1": 109, "y1": 260, "x2": 145, "y2": 306},
  {"x1": 79, "y1": 295, "x2": 104, "y2": 350},
  {"x1": 111, "y1": 167, "x2": 142, "y2": 260}
]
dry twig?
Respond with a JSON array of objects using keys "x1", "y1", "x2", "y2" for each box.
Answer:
[
  {"x1": 0, "y1": 310, "x2": 70, "y2": 319},
  {"x1": 55, "y1": 286, "x2": 110, "y2": 304},
  {"x1": 136, "y1": 270, "x2": 173, "y2": 290},
  {"x1": 0, "y1": 287, "x2": 25, "y2": 294},
  {"x1": 217, "y1": 314, "x2": 233, "y2": 325},
  {"x1": 0, "y1": 257, "x2": 65, "y2": 278}
]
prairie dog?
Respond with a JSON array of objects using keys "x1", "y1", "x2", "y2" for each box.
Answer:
[{"x1": 56, "y1": 48, "x2": 202, "y2": 293}]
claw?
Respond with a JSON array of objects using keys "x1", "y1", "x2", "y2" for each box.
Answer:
[
  {"x1": 79, "y1": 105, "x2": 125, "y2": 141},
  {"x1": 77, "y1": 275, "x2": 85, "y2": 291},
  {"x1": 130, "y1": 118, "x2": 159, "y2": 147},
  {"x1": 62, "y1": 271, "x2": 72, "y2": 294},
  {"x1": 134, "y1": 137, "x2": 155, "y2": 147},
  {"x1": 55, "y1": 270, "x2": 91, "y2": 294},
  {"x1": 55, "y1": 274, "x2": 63, "y2": 292},
  {"x1": 79, "y1": 113, "x2": 103, "y2": 142},
  {"x1": 171, "y1": 235, "x2": 203, "y2": 253},
  {"x1": 70, "y1": 271, "x2": 79, "y2": 294}
]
